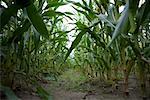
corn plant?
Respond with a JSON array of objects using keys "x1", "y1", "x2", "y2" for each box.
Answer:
[
  {"x1": 65, "y1": 0, "x2": 150, "y2": 98},
  {"x1": 0, "y1": 0, "x2": 71, "y2": 99},
  {"x1": 0, "y1": 0, "x2": 150, "y2": 99}
]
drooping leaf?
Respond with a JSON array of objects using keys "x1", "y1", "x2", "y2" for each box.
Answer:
[
  {"x1": 97, "y1": 14, "x2": 115, "y2": 28},
  {"x1": 71, "y1": 1, "x2": 91, "y2": 12},
  {"x1": 8, "y1": 19, "x2": 31, "y2": 43},
  {"x1": 72, "y1": 6, "x2": 91, "y2": 21},
  {"x1": 64, "y1": 12, "x2": 74, "y2": 15},
  {"x1": 38, "y1": 0, "x2": 45, "y2": 12},
  {"x1": 0, "y1": 4, "x2": 19, "y2": 31},
  {"x1": 82, "y1": 0, "x2": 88, "y2": 7},
  {"x1": 128, "y1": 0, "x2": 139, "y2": 33},
  {"x1": 108, "y1": 1, "x2": 129, "y2": 46},
  {"x1": 128, "y1": 11, "x2": 136, "y2": 33},
  {"x1": 42, "y1": 10, "x2": 73, "y2": 20},
  {"x1": 26, "y1": 3, "x2": 48, "y2": 38},
  {"x1": 136, "y1": 0, "x2": 150, "y2": 26},
  {"x1": 129, "y1": 0, "x2": 139, "y2": 16},
  {"x1": 75, "y1": 21, "x2": 87, "y2": 30},
  {"x1": 65, "y1": 30, "x2": 86, "y2": 60}
]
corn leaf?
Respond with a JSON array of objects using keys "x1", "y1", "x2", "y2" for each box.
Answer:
[
  {"x1": 8, "y1": 19, "x2": 31, "y2": 43},
  {"x1": 36, "y1": 86, "x2": 53, "y2": 100},
  {"x1": 97, "y1": 14, "x2": 115, "y2": 28},
  {"x1": 0, "y1": 4, "x2": 19, "y2": 31},
  {"x1": 26, "y1": 3, "x2": 48, "y2": 38},
  {"x1": 136, "y1": 0, "x2": 150, "y2": 26},
  {"x1": 65, "y1": 30, "x2": 86, "y2": 60},
  {"x1": 47, "y1": 2, "x2": 66, "y2": 8},
  {"x1": 108, "y1": 2, "x2": 129, "y2": 47}
]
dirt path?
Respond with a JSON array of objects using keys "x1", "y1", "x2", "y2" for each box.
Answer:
[
  {"x1": 42, "y1": 79, "x2": 144, "y2": 100},
  {"x1": 15, "y1": 84, "x2": 147, "y2": 100},
  {"x1": 12, "y1": 75, "x2": 150, "y2": 100},
  {"x1": 50, "y1": 87, "x2": 142, "y2": 100}
]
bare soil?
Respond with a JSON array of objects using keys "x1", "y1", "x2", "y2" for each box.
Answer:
[{"x1": 1, "y1": 75, "x2": 150, "y2": 100}]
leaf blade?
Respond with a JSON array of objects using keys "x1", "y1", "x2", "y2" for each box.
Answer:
[
  {"x1": 107, "y1": 2, "x2": 129, "y2": 47},
  {"x1": 26, "y1": 3, "x2": 48, "y2": 38},
  {"x1": 65, "y1": 30, "x2": 86, "y2": 60}
]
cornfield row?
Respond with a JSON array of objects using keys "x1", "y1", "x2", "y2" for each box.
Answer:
[{"x1": 0, "y1": 0, "x2": 150, "y2": 99}]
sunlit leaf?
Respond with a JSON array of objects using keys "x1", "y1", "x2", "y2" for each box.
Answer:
[
  {"x1": 71, "y1": 1, "x2": 91, "y2": 12},
  {"x1": 72, "y1": 6, "x2": 91, "y2": 21},
  {"x1": 76, "y1": 21, "x2": 87, "y2": 30},
  {"x1": 82, "y1": 0, "x2": 88, "y2": 6},
  {"x1": 89, "y1": 0, "x2": 93, "y2": 9}
]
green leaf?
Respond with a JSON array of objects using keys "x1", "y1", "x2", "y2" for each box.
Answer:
[
  {"x1": 33, "y1": 28, "x2": 40, "y2": 52},
  {"x1": 36, "y1": 86, "x2": 53, "y2": 100},
  {"x1": 87, "y1": 30, "x2": 105, "y2": 48},
  {"x1": 101, "y1": 57, "x2": 109, "y2": 70},
  {"x1": 8, "y1": 19, "x2": 31, "y2": 43},
  {"x1": 64, "y1": 12, "x2": 74, "y2": 15},
  {"x1": 42, "y1": 10, "x2": 73, "y2": 20},
  {"x1": 47, "y1": 2, "x2": 66, "y2": 8},
  {"x1": 97, "y1": 14, "x2": 115, "y2": 28},
  {"x1": 72, "y1": 6, "x2": 91, "y2": 21},
  {"x1": 128, "y1": 0, "x2": 138, "y2": 33},
  {"x1": 87, "y1": 37, "x2": 91, "y2": 48},
  {"x1": 14, "y1": 19, "x2": 31, "y2": 35},
  {"x1": 0, "y1": 85, "x2": 19, "y2": 100},
  {"x1": 128, "y1": 11, "x2": 136, "y2": 33},
  {"x1": 144, "y1": 46, "x2": 150, "y2": 57},
  {"x1": 89, "y1": 0, "x2": 93, "y2": 9},
  {"x1": 82, "y1": 0, "x2": 88, "y2": 6},
  {"x1": 108, "y1": 2, "x2": 129, "y2": 47},
  {"x1": 0, "y1": 4, "x2": 19, "y2": 31},
  {"x1": 65, "y1": 30, "x2": 86, "y2": 60},
  {"x1": 136, "y1": 0, "x2": 150, "y2": 25},
  {"x1": 42, "y1": 10, "x2": 57, "y2": 17},
  {"x1": 76, "y1": 21, "x2": 87, "y2": 30},
  {"x1": 129, "y1": 0, "x2": 139, "y2": 16},
  {"x1": 71, "y1": 1, "x2": 91, "y2": 12},
  {"x1": 26, "y1": 3, "x2": 48, "y2": 38}
]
